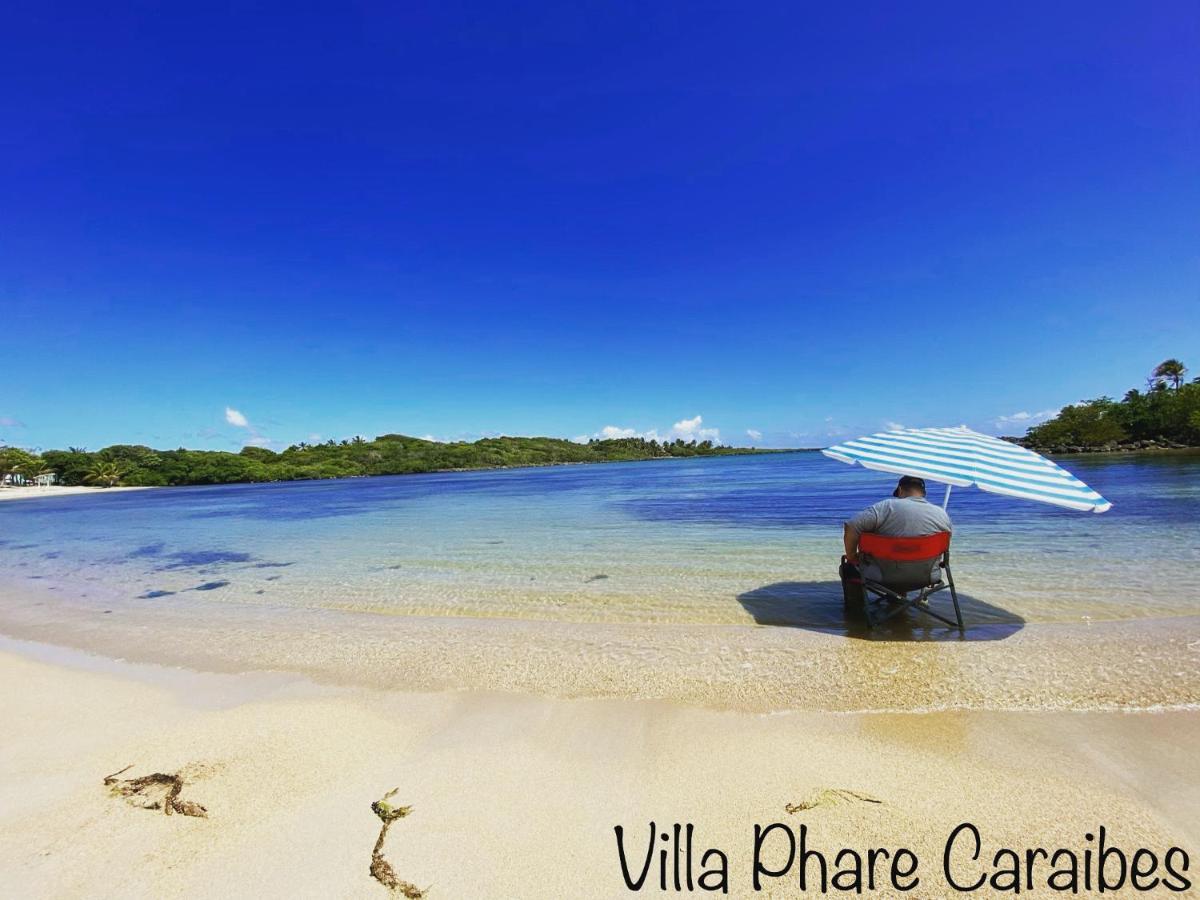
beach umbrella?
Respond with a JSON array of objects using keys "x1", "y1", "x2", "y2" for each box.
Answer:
[{"x1": 822, "y1": 425, "x2": 1111, "y2": 513}]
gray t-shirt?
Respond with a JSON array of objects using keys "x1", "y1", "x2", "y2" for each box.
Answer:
[{"x1": 846, "y1": 496, "x2": 952, "y2": 537}]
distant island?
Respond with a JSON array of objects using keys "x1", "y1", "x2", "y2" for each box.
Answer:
[
  {"x1": 0, "y1": 435, "x2": 787, "y2": 489},
  {"x1": 1014, "y1": 357, "x2": 1200, "y2": 454}
]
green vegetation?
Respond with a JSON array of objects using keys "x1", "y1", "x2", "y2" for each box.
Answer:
[
  {"x1": 1022, "y1": 358, "x2": 1200, "y2": 451},
  {"x1": 4, "y1": 435, "x2": 775, "y2": 488},
  {"x1": 0, "y1": 446, "x2": 42, "y2": 481},
  {"x1": 84, "y1": 459, "x2": 126, "y2": 487}
]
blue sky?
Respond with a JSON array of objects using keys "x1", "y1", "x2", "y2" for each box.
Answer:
[{"x1": 2, "y1": 2, "x2": 1197, "y2": 451}]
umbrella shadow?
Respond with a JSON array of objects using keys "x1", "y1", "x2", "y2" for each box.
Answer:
[{"x1": 736, "y1": 580, "x2": 1024, "y2": 642}]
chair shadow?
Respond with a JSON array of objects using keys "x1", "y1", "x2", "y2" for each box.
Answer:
[{"x1": 736, "y1": 580, "x2": 1024, "y2": 642}]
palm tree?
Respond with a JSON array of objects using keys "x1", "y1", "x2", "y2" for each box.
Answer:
[
  {"x1": 84, "y1": 460, "x2": 125, "y2": 488},
  {"x1": 1153, "y1": 359, "x2": 1187, "y2": 390}
]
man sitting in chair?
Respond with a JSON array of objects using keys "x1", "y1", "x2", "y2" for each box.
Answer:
[{"x1": 841, "y1": 475, "x2": 951, "y2": 591}]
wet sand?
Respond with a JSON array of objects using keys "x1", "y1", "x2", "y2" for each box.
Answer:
[
  {"x1": 0, "y1": 642, "x2": 1195, "y2": 899},
  {"x1": 1, "y1": 581, "x2": 1198, "y2": 714}
]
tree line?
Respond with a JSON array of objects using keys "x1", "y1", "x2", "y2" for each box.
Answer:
[
  {"x1": 0, "y1": 434, "x2": 772, "y2": 488},
  {"x1": 1022, "y1": 358, "x2": 1200, "y2": 451}
]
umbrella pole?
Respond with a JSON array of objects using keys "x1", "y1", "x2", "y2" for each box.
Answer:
[{"x1": 942, "y1": 484, "x2": 952, "y2": 509}]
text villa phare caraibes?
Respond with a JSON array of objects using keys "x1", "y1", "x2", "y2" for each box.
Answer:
[{"x1": 613, "y1": 822, "x2": 1191, "y2": 894}]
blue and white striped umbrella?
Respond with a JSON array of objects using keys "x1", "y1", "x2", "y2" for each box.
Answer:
[{"x1": 822, "y1": 425, "x2": 1111, "y2": 513}]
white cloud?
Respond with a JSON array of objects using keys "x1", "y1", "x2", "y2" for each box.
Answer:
[
  {"x1": 746, "y1": 428, "x2": 763, "y2": 441},
  {"x1": 222, "y1": 406, "x2": 279, "y2": 449},
  {"x1": 419, "y1": 434, "x2": 444, "y2": 443},
  {"x1": 587, "y1": 425, "x2": 665, "y2": 442},
  {"x1": 0, "y1": 416, "x2": 24, "y2": 428},
  {"x1": 821, "y1": 416, "x2": 850, "y2": 437},
  {"x1": 601, "y1": 425, "x2": 640, "y2": 439},
  {"x1": 578, "y1": 414, "x2": 723, "y2": 445},
  {"x1": 884, "y1": 421, "x2": 906, "y2": 432},
  {"x1": 992, "y1": 408, "x2": 1059, "y2": 431},
  {"x1": 670, "y1": 415, "x2": 720, "y2": 442}
]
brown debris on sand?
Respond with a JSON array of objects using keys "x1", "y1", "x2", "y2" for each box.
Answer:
[
  {"x1": 102, "y1": 765, "x2": 208, "y2": 818},
  {"x1": 785, "y1": 788, "x2": 882, "y2": 814},
  {"x1": 369, "y1": 788, "x2": 425, "y2": 898}
]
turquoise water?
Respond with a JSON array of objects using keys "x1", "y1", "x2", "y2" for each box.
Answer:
[{"x1": 1, "y1": 451, "x2": 1198, "y2": 629}]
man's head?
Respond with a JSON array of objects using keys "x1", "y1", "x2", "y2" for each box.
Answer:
[{"x1": 892, "y1": 475, "x2": 927, "y2": 498}]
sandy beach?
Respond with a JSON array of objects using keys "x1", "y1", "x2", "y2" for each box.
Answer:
[
  {"x1": 0, "y1": 485, "x2": 149, "y2": 502},
  {"x1": 0, "y1": 640, "x2": 1195, "y2": 899}
]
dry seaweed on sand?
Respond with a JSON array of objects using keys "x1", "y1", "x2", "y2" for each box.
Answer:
[
  {"x1": 369, "y1": 788, "x2": 426, "y2": 898},
  {"x1": 102, "y1": 764, "x2": 208, "y2": 818},
  {"x1": 785, "y1": 788, "x2": 882, "y2": 814}
]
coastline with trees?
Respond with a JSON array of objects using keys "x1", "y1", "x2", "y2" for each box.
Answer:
[
  {"x1": 1015, "y1": 358, "x2": 1200, "y2": 454},
  {"x1": 5, "y1": 356, "x2": 1196, "y2": 491},
  {"x1": 0, "y1": 435, "x2": 782, "y2": 490}
]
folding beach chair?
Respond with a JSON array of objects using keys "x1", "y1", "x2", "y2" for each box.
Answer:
[{"x1": 852, "y1": 531, "x2": 963, "y2": 630}]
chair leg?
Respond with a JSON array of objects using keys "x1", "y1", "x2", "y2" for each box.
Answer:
[
  {"x1": 861, "y1": 583, "x2": 907, "y2": 628},
  {"x1": 945, "y1": 564, "x2": 964, "y2": 630},
  {"x1": 864, "y1": 575, "x2": 965, "y2": 632}
]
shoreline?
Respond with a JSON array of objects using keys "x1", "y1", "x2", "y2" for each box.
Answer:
[
  {"x1": 0, "y1": 638, "x2": 1195, "y2": 898},
  {"x1": 0, "y1": 484, "x2": 150, "y2": 502},
  {"x1": 0, "y1": 450, "x2": 813, "y2": 502},
  {"x1": 1, "y1": 446, "x2": 1193, "y2": 503},
  {"x1": 2, "y1": 579, "x2": 1197, "y2": 715},
  {"x1": 1022, "y1": 444, "x2": 1200, "y2": 456}
]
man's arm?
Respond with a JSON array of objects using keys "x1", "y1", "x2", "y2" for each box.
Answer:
[
  {"x1": 843, "y1": 502, "x2": 882, "y2": 564},
  {"x1": 843, "y1": 523, "x2": 861, "y2": 563}
]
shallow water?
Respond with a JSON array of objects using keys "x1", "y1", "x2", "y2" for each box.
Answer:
[
  {"x1": 2, "y1": 452, "x2": 1199, "y2": 712},
  {"x1": 1, "y1": 452, "x2": 1198, "y2": 630}
]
